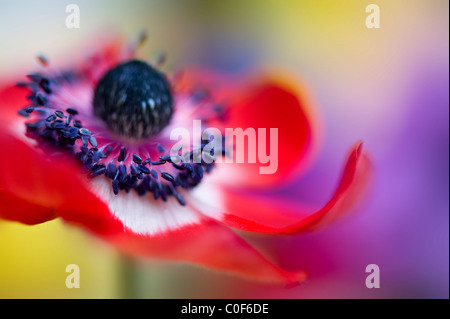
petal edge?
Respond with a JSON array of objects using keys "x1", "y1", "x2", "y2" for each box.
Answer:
[{"x1": 193, "y1": 142, "x2": 372, "y2": 234}]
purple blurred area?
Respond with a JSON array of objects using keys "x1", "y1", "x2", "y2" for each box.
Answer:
[{"x1": 184, "y1": 1, "x2": 449, "y2": 298}]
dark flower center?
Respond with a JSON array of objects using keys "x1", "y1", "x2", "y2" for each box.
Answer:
[
  {"x1": 18, "y1": 53, "x2": 225, "y2": 206},
  {"x1": 93, "y1": 60, "x2": 173, "y2": 139}
]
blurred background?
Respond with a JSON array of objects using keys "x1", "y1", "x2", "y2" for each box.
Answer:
[{"x1": 0, "y1": 0, "x2": 448, "y2": 298}]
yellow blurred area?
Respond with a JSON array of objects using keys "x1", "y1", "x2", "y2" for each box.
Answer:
[{"x1": 0, "y1": 219, "x2": 119, "y2": 298}]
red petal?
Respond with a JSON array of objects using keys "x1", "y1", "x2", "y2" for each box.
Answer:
[
  {"x1": 218, "y1": 78, "x2": 316, "y2": 188},
  {"x1": 111, "y1": 218, "x2": 306, "y2": 287},
  {"x1": 214, "y1": 142, "x2": 371, "y2": 233},
  {"x1": 0, "y1": 190, "x2": 56, "y2": 225},
  {"x1": 0, "y1": 129, "x2": 121, "y2": 236},
  {"x1": 0, "y1": 83, "x2": 29, "y2": 120}
]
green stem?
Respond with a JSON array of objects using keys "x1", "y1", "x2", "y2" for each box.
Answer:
[{"x1": 119, "y1": 254, "x2": 141, "y2": 299}]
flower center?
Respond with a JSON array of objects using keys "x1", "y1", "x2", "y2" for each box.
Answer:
[{"x1": 93, "y1": 60, "x2": 173, "y2": 139}]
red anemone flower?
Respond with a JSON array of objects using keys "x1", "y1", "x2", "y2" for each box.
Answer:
[{"x1": 0, "y1": 36, "x2": 371, "y2": 287}]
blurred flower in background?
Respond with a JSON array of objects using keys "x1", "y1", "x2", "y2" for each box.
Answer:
[{"x1": 0, "y1": 0, "x2": 448, "y2": 298}]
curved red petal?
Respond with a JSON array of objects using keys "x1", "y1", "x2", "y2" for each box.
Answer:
[
  {"x1": 218, "y1": 78, "x2": 315, "y2": 188},
  {"x1": 0, "y1": 127, "x2": 121, "y2": 236},
  {"x1": 0, "y1": 190, "x2": 56, "y2": 225},
  {"x1": 57, "y1": 194, "x2": 123, "y2": 237},
  {"x1": 215, "y1": 142, "x2": 371, "y2": 234},
  {"x1": 110, "y1": 218, "x2": 306, "y2": 287}
]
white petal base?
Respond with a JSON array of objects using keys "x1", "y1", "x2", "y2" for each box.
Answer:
[
  {"x1": 187, "y1": 179, "x2": 225, "y2": 221},
  {"x1": 90, "y1": 178, "x2": 201, "y2": 236}
]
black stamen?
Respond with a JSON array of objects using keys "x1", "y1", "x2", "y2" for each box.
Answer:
[
  {"x1": 36, "y1": 93, "x2": 46, "y2": 106},
  {"x1": 153, "y1": 182, "x2": 161, "y2": 200},
  {"x1": 130, "y1": 164, "x2": 140, "y2": 176},
  {"x1": 150, "y1": 169, "x2": 159, "y2": 179},
  {"x1": 132, "y1": 154, "x2": 142, "y2": 164},
  {"x1": 118, "y1": 146, "x2": 127, "y2": 162},
  {"x1": 66, "y1": 108, "x2": 78, "y2": 115},
  {"x1": 79, "y1": 128, "x2": 91, "y2": 136},
  {"x1": 112, "y1": 180, "x2": 119, "y2": 195},
  {"x1": 25, "y1": 106, "x2": 35, "y2": 114},
  {"x1": 18, "y1": 109, "x2": 30, "y2": 117},
  {"x1": 39, "y1": 78, "x2": 52, "y2": 94},
  {"x1": 55, "y1": 110, "x2": 64, "y2": 118},
  {"x1": 161, "y1": 172, "x2": 175, "y2": 182},
  {"x1": 106, "y1": 163, "x2": 117, "y2": 179},
  {"x1": 137, "y1": 165, "x2": 150, "y2": 174},
  {"x1": 118, "y1": 164, "x2": 127, "y2": 182},
  {"x1": 175, "y1": 193, "x2": 186, "y2": 206},
  {"x1": 159, "y1": 155, "x2": 172, "y2": 162},
  {"x1": 157, "y1": 143, "x2": 165, "y2": 152},
  {"x1": 89, "y1": 163, "x2": 106, "y2": 177},
  {"x1": 196, "y1": 165, "x2": 204, "y2": 179},
  {"x1": 88, "y1": 136, "x2": 98, "y2": 147}
]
